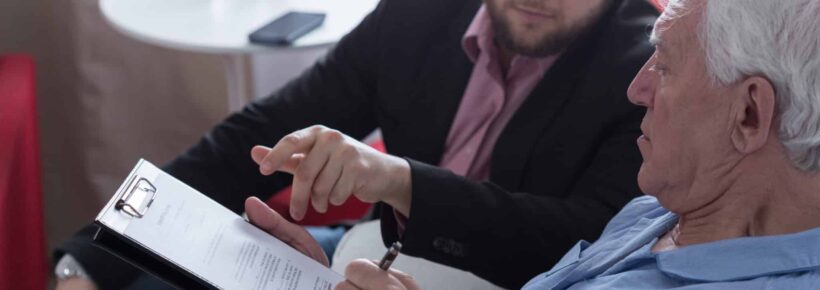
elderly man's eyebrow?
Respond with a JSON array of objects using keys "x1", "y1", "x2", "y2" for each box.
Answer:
[
  {"x1": 648, "y1": 30, "x2": 673, "y2": 58},
  {"x1": 649, "y1": 30, "x2": 663, "y2": 47}
]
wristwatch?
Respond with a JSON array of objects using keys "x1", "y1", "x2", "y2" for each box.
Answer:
[{"x1": 54, "y1": 254, "x2": 90, "y2": 281}]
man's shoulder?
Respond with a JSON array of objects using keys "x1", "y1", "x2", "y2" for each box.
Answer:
[
  {"x1": 764, "y1": 269, "x2": 820, "y2": 288},
  {"x1": 555, "y1": 0, "x2": 657, "y2": 97},
  {"x1": 375, "y1": 0, "x2": 479, "y2": 29},
  {"x1": 564, "y1": 0, "x2": 657, "y2": 111},
  {"x1": 610, "y1": 0, "x2": 661, "y2": 31},
  {"x1": 595, "y1": 0, "x2": 659, "y2": 63},
  {"x1": 363, "y1": 0, "x2": 479, "y2": 56}
]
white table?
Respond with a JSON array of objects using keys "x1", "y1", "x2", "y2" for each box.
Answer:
[{"x1": 100, "y1": 0, "x2": 379, "y2": 111}]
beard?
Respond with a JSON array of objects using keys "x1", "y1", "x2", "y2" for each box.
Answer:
[{"x1": 486, "y1": 0, "x2": 610, "y2": 57}]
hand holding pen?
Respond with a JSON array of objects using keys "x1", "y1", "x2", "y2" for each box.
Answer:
[{"x1": 336, "y1": 242, "x2": 421, "y2": 290}]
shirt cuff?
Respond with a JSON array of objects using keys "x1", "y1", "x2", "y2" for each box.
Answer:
[{"x1": 392, "y1": 209, "x2": 408, "y2": 239}]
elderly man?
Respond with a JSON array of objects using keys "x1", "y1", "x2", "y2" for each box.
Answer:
[{"x1": 245, "y1": 0, "x2": 820, "y2": 288}]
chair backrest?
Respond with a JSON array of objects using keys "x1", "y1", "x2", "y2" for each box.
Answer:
[
  {"x1": 0, "y1": 54, "x2": 46, "y2": 290},
  {"x1": 650, "y1": 0, "x2": 664, "y2": 11}
]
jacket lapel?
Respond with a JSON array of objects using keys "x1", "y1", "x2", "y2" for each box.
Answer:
[
  {"x1": 489, "y1": 4, "x2": 612, "y2": 190},
  {"x1": 398, "y1": 1, "x2": 480, "y2": 165},
  {"x1": 490, "y1": 55, "x2": 587, "y2": 190}
]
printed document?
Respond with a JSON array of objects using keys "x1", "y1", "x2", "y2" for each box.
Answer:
[{"x1": 96, "y1": 159, "x2": 343, "y2": 290}]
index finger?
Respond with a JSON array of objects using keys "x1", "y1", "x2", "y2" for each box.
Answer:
[{"x1": 260, "y1": 127, "x2": 319, "y2": 175}]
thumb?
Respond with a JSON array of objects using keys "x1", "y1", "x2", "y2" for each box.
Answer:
[
  {"x1": 389, "y1": 269, "x2": 420, "y2": 290},
  {"x1": 244, "y1": 197, "x2": 330, "y2": 266},
  {"x1": 368, "y1": 260, "x2": 419, "y2": 290},
  {"x1": 245, "y1": 196, "x2": 284, "y2": 231}
]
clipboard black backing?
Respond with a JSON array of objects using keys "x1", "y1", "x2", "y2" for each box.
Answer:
[{"x1": 93, "y1": 222, "x2": 217, "y2": 290}]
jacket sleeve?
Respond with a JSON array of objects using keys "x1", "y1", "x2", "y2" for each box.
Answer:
[
  {"x1": 53, "y1": 1, "x2": 389, "y2": 288},
  {"x1": 381, "y1": 107, "x2": 644, "y2": 289}
]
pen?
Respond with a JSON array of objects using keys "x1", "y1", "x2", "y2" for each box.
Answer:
[{"x1": 378, "y1": 242, "x2": 402, "y2": 270}]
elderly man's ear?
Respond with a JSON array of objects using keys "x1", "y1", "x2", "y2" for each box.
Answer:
[{"x1": 730, "y1": 76, "x2": 778, "y2": 154}]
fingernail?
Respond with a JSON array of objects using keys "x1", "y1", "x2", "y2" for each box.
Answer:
[
  {"x1": 260, "y1": 163, "x2": 272, "y2": 174},
  {"x1": 292, "y1": 209, "x2": 303, "y2": 221}
]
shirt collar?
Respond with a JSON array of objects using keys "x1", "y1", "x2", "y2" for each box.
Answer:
[
  {"x1": 656, "y1": 223, "x2": 820, "y2": 282},
  {"x1": 461, "y1": 5, "x2": 492, "y2": 63}
]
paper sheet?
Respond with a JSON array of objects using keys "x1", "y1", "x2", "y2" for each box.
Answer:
[{"x1": 96, "y1": 160, "x2": 343, "y2": 290}]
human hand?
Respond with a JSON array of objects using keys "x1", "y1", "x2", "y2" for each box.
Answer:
[
  {"x1": 245, "y1": 196, "x2": 329, "y2": 266},
  {"x1": 55, "y1": 278, "x2": 98, "y2": 290},
  {"x1": 251, "y1": 125, "x2": 412, "y2": 221},
  {"x1": 335, "y1": 259, "x2": 421, "y2": 290}
]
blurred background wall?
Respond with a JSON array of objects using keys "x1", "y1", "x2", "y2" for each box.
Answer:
[{"x1": 0, "y1": 0, "x2": 327, "y2": 282}]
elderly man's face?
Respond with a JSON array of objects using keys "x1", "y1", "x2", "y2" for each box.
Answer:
[
  {"x1": 484, "y1": 0, "x2": 608, "y2": 56},
  {"x1": 626, "y1": 3, "x2": 739, "y2": 213}
]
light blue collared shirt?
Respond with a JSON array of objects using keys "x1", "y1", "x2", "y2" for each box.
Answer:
[{"x1": 523, "y1": 196, "x2": 820, "y2": 289}]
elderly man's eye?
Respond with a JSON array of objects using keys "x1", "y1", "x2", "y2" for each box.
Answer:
[{"x1": 648, "y1": 63, "x2": 668, "y2": 76}]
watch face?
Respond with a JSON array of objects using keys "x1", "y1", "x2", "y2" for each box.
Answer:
[
  {"x1": 58, "y1": 267, "x2": 75, "y2": 278},
  {"x1": 55, "y1": 255, "x2": 88, "y2": 280}
]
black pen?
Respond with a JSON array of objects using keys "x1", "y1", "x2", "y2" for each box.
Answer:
[{"x1": 378, "y1": 242, "x2": 402, "y2": 270}]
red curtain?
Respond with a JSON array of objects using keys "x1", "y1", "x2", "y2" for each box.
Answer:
[{"x1": 0, "y1": 54, "x2": 47, "y2": 290}]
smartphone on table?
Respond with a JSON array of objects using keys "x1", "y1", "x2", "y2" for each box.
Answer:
[{"x1": 249, "y1": 11, "x2": 326, "y2": 46}]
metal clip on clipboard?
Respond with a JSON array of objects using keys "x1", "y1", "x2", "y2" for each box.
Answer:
[{"x1": 115, "y1": 175, "x2": 157, "y2": 218}]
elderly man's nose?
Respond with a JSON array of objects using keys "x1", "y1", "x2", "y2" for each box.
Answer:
[{"x1": 627, "y1": 63, "x2": 655, "y2": 107}]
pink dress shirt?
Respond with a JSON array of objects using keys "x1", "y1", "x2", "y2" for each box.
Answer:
[
  {"x1": 439, "y1": 6, "x2": 559, "y2": 180},
  {"x1": 394, "y1": 6, "x2": 558, "y2": 233}
]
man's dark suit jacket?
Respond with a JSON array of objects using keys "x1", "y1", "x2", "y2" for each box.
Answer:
[{"x1": 55, "y1": 0, "x2": 657, "y2": 289}]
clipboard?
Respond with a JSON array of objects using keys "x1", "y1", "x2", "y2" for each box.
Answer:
[
  {"x1": 92, "y1": 160, "x2": 342, "y2": 290},
  {"x1": 93, "y1": 161, "x2": 215, "y2": 289},
  {"x1": 93, "y1": 172, "x2": 213, "y2": 289}
]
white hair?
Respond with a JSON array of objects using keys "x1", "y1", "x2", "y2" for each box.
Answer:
[{"x1": 663, "y1": 0, "x2": 820, "y2": 170}]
